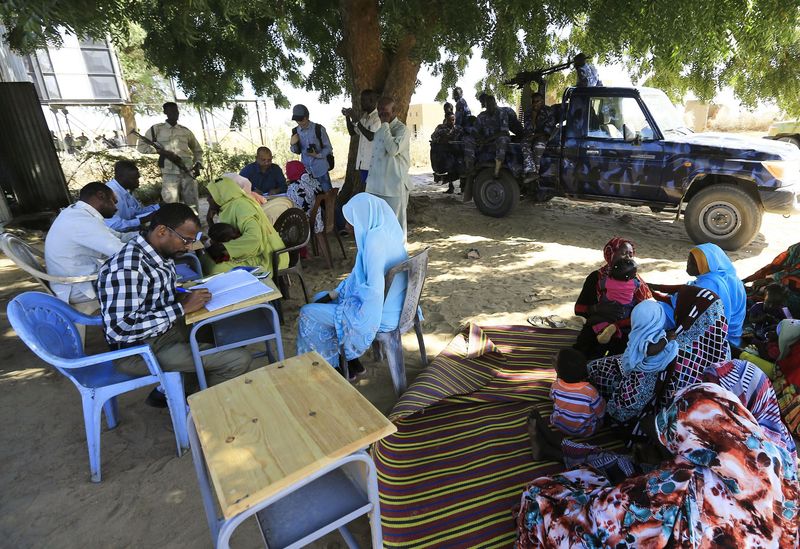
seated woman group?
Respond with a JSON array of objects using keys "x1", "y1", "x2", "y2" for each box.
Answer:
[{"x1": 521, "y1": 236, "x2": 799, "y2": 546}]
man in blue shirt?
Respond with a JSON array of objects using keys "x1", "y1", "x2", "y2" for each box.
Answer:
[
  {"x1": 105, "y1": 160, "x2": 159, "y2": 232},
  {"x1": 239, "y1": 147, "x2": 287, "y2": 195},
  {"x1": 289, "y1": 104, "x2": 333, "y2": 191}
]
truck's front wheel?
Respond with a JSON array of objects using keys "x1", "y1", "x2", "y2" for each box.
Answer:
[
  {"x1": 684, "y1": 184, "x2": 762, "y2": 250},
  {"x1": 473, "y1": 168, "x2": 520, "y2": 217}
]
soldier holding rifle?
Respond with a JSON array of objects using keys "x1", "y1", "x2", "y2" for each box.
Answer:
[{"x1": 136, "y1": 102, "x2": 203, "y2": 211}]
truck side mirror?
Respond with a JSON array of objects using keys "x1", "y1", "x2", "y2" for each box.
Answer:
[{"x1": 623, "y1": 124, "x2": 641, "y2": 145}]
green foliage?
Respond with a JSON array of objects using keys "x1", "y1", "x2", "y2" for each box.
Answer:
[
  {"x1": 115, "y1": 24, "x2": 170, "y2": 114},
  {"x1": 198, "y1": 146, "x2": 251, "y2": 188},
  {"x1": 2, "y1": 0, "x2": 800, "y2": 114}
]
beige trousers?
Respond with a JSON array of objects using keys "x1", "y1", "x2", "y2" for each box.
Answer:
[
  {"x1": 370, "y1": 191, "x2": 409, "y2": 237},
  {"x1": 161, "y1": 172, "x2": 199, "y2": 211},
  {"x1": 115, "y1": 321, "x2": 253, "y2": 387}
]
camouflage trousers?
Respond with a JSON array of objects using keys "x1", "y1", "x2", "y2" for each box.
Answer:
[
  {"x1": 161, "y1": 172, "x2": 199, "y2": 212},
  {"x1": 522, "y1": 139, "x2": 546, "y2": 175},
  {"x1": 464, "y1": 135, "x2": 510, "y2": 170}
]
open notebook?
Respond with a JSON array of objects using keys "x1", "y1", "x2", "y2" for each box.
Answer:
[{"x1": 192, "y1": 269, "x2": 273, "y2": 311}]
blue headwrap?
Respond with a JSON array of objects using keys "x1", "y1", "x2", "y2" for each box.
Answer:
[
  {"x1": 334, "y1": 194, "x2": 408, "y2": 360},
  {"x1": 689, "y1": 243, "x2": 746, "y2": 345},
  {"x1": 621, "y1": 300, "x2": 679, "y2": 375}
]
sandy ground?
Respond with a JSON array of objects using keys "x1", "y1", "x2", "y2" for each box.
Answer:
[{"x1": 2, "y1": 171, "x2": 800, "y2": 547}]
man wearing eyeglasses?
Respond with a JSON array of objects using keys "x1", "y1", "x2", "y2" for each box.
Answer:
[{"x1": 96, "y1": 203, "x2": 253, "y2": 407}]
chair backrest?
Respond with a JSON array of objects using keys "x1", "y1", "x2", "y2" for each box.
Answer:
[
  {"x1": 385, "y1": 247, "x2": 430, "y2": 334},
  {"x1": 308, "y1": 189, "x2": 338, "y2": 235},
  {"x1": 272, "y1": 207, "x2": 311, "y2": 268},
  {"x1": 260, "y1": 197, "x2": 294, "y2": 225},
  {"x1": 0, "y1": 233, "x2": 53, "y2": 294},
  {"x1": 7, "y1": 292, "x2": 90, "y2": 377}
]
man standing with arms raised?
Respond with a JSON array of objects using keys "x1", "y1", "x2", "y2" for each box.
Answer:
[
  {"x1": 366, "y1": 96, "x2": 411, "y2": 236},
  {"x1": 138, "y1": 102, "x2": 204, "y2": 211},
  {"x1": 343, "y1": 89, "x2": 381, "y2": 190}
]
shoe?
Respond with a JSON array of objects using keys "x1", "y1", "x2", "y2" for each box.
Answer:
[
  {"x1": 597, "y1": 324, "x2": 617, "y2": 344},
  {"x1": 348, "y1": 358, "x2": 366, "y2": 376},
  {"x1": 445, "y1": 186, "x2": 454, "y2": 194},
  {"x1": 145, "y1": 388, "x2": 168, "y2": 408}
]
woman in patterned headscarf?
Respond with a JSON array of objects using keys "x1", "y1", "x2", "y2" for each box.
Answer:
[
  {"x1": 517, "y1": 383, "x2": 799, "y2": 549},
  {"x1": 573, "y1": 237, "x2": 653, "y2": 358}
]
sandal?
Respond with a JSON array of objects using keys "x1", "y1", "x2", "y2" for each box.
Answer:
[
  {"x1": 527, "y1": 316, "x2": 550, "y2": 328},
  {"x1": 546, "y1": 315, "x2": 566, "y2": 328}
]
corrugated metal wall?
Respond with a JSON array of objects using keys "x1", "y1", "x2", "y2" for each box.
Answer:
[{"x1": 0, "y1": 82, "x2": 71, "y2": 215}]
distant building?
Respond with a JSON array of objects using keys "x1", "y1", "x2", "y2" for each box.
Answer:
[
  {"x1": 0, "y1": 28, "x2": 132, "y2": 147},
  {"x1": 407, "y1": 103, "x2": 443, "y2": 141}
]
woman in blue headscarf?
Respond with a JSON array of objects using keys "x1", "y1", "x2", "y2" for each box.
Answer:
[
  {"x1": 651, "y1": 243, "x2": 746, "y2": 346},
  {"x1": 589, "y1": 285, "x2": 730, "y2": 443},
  {"x1": 296, "y1": 193, "x2": 408, "y2": 378}
]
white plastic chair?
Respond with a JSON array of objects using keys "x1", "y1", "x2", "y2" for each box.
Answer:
[{"x1": 0, "y1": 232, "x2": 98, "y2": 315}]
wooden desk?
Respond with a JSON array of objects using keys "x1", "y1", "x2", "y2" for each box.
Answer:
[
  {"x1": 187, "y1": 352, "x2": 396, "y2": 520},
  {"x1": 184, "y1": 277, "x2": 282, "y2": 325}
]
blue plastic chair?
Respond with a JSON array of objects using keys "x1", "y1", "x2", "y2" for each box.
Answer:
[
  {"x1": 175, "y1": 252, "x2": 202, "y2": 282},
  {"x1": 7, "y1": 292, "x2": 189, "y2": 482}
]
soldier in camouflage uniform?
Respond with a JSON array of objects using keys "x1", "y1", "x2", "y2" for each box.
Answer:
[
  {"x1": 574, "y1": 53, "x2": 604, "y2": 87},
  {"x1": 475, "y1": 94, "x2": 511, "y2": 176},
  {"x1": 522, "y1": 93, "x2": 555, "y2": 180},
  {"x1": 431, "y1": 113, "x2": 466, "y2": 193},
  {"x1": 452, "y1": 87, "x2": 471, "y2": 127}
]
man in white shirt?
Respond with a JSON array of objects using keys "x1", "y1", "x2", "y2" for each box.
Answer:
[
  {"x1": 366, "y1": 97, "x2": 411, "y2": 235},
  {"x1": 45, "y1": 182, "x2": 135, "y2": 304},
  {"x1": 105, "y1": 160, "x2": 159, "y2": 232},
  {"x1": 343, "y1": 89, "x2": 381, "y2": 189}
]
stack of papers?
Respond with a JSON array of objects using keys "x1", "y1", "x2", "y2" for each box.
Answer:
[{"x1": 192, "y1": 269, "x2": 273, "y2": 311}]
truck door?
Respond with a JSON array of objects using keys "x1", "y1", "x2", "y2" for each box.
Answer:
[{"x1": 574, "y1": 95, "x2": 665, "y2": 201}]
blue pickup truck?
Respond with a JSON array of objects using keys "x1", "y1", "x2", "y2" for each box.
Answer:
[{"x1": 464, "y1": 86, "x2": 800, "y2": 250}]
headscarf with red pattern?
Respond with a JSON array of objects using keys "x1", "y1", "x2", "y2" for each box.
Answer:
[{"x1": 597, "y1": 236, "x2": 652, "y2": 302}]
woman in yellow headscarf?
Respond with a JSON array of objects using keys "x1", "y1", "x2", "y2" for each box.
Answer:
[{"x1": 201, "y1": 175, "x2": 289, "y2": 275}]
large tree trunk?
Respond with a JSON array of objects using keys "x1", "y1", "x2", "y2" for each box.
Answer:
[{"x1": 337, "y1": 0, "x2": 422, "y2": 204}]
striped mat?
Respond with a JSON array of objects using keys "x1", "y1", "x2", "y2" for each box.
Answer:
[{"x1": 374, "y1": 324, "x2": 622, "y2": 548}]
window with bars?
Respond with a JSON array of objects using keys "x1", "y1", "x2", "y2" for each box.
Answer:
[
  {"x1": 79, "y1": 38, "x2": 121, "y2": 99},
  {"x1": 24, "y1": 50, "x2": 61, "y2": 100}
]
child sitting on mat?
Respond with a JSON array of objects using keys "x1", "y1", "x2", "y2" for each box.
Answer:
[
  {"x1": 588, "y1": 258, "x2": 640, "y2": 344},
  {"x1": 748, "y1": 283, "x2": 792, "y2": 343},
  {"x1": 548, "y1": 348, "x2": 605, "y2": 437}
]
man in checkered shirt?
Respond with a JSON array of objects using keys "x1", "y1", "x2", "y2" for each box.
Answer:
[{"x1": 97, "y1": 203, "x2": 252, "y2": 405}]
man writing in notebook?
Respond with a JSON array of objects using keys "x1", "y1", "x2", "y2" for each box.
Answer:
[{"x1": 96, "y1": 203, "x2": 253, "y2": 406}]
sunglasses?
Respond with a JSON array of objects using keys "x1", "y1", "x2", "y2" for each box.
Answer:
[{"x1": 165, "y1": 225, "x2": 197, "y2": 245}]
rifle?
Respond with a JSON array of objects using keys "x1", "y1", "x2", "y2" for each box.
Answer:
[
  {"x1": 504, "y1": 59, "x2": 573, "y2": 89},
  {"x1": 130, "y1": 130, "x2": 194, "y2": 176}
]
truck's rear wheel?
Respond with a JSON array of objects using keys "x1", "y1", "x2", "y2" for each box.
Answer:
[
  {"x1": 684, "y1": 184, "x2": 762, "y2": 250},
  {"x1": 778, "y1": 136, "x2": 800, "y2": 149},
  {"x1": 473, "y1": 168, "x2": 520, "y2": 217}
]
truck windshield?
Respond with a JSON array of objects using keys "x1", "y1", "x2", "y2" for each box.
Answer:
[{"x1": 640, "y1": 90, "x2": 691, "y2": 135}]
